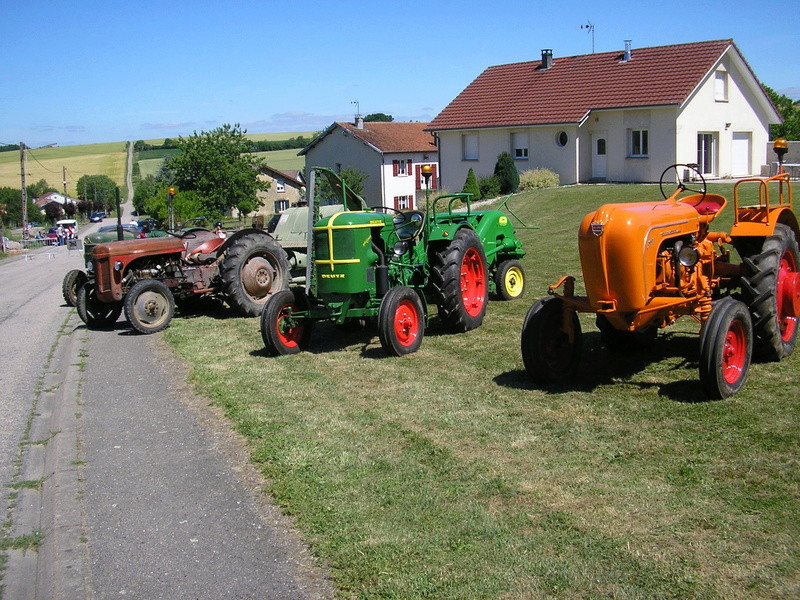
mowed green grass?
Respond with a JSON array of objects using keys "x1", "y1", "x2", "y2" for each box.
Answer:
[{"x1": 163, "y1": 182, "x2": 800, "y2": 599}]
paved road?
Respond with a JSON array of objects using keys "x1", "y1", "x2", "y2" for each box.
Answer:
[{"x1": 0, "y1": 242, "x2": 332, "y2": 598}]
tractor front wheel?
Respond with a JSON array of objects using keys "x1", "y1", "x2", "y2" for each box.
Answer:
[
  {"x1": 740, "y1": 223, "x2": 800, "y2": 361},
  {"x1": 699, "y1": 297, "x2": 753, "y2": 399},
  {"x1": 124, "y1": 279, "x2": 175, "y2": 334},
  {"x1": 494, "y1": 259, "x2": 526, "y2": 301},
  {"x1": 378, "y1": 287, "x2": 425, "y2": 356},
  {"x1": 76, "y1": 282, "x2": 122, "y2": 329},
  {"x1": 221, "y1": 233, "x2": 290, "y2": 317},
  {"x1": 431, "y1": 229, "x2": 488, "y2": 332},
  {"x1": 260, "y1": 289, "x2": 313, "y2": 356},
  {"x1": 521, "y1": 297, "x2": 582, "y2": 384},
  {"x1": 62, "y1": 269, "x2": 88, "y2": 307}
]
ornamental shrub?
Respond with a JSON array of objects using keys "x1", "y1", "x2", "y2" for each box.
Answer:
[
  {"x1": 461, "y1": 168, "x2": 480, "y2": 200},
  {"x1": 478, "y1": 175, "x2": 501, "y2": 200},
  {"x1": 519, "y1": 168, "x2": 560, "y2": 190},
  {"x1": 493, "y1": 152, "x2": 519, "y2": 194}
]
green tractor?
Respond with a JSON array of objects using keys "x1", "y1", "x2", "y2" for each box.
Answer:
[{"x1": 260, "y1": 166, "x2": 530, "y2": 356}]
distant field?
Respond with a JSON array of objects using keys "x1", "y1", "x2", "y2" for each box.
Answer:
[
  {"x1": 0, "y1": 143, "x2": 127, "y2": 196},
  {"x1": 0, "y1": 133, "x2": 312, "y2": 193}
]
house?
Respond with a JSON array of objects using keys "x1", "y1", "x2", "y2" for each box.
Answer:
[
  {"x1": 299, "y1": 119, "x2": 439, "y2": 210},
  {"x1": 35, "y1": 192, "x2": 77, "y2": 217},
  {"x1": 428, "y1": 39, "x2": 782, "y2": 187},
  {"x1": 255, "y1": 165, "x2": 305, "y2": 213}
]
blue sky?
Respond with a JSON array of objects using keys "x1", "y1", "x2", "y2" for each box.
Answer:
[{"x1": 2, "y1": 0, "x2": 798, "y2": 148}]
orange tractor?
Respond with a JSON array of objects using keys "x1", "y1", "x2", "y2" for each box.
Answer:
[{"x1": 521, "y1": 140, "x2": 799, "y2": 398}]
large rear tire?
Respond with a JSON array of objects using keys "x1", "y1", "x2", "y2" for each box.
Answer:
[
  {"x1": 260, "y1": 289, "x2": 313, "y2": 356},
  {"x1": 739, "y1": 224, "x2": 800, "y2": 361},
  {"x1": 76, "y1": 282, "x2": 122, "y2": 329},
  {"x1": 699, "y1": 297, "x2": 753, "y2": 399},
  {"x1": 124, "y1": 279, "x2": 175, "y2": 334},
  {"x1": 221, "y1": 233, "x2": 290, "y2": 317},
  {"x1": 62, "y1": 269, "x2": 87, "y2": 307},
  {"x1": 378, "y1": 287, "x2": 425, "y2": 356},
  {"x1": 430, "y1": 228, "x2": 488, "y2": 332},
  {"x1": 521, "y1": 297, "x2": 582, "y2": 384}
]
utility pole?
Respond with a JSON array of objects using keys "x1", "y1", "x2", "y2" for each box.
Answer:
[{"x1": 19, "y1": 142, "x2": 28, "y2": 237}]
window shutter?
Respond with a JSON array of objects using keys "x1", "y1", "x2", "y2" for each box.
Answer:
[
  {"x1": 393, "y1": 160, "x2": 398, "y2": 176},
  {"x1": 415, "y1": 165, "x2": 421, "y2": 190},
  {"x1": 431, "y1": 164, "x2": 438, "y2": 189}
]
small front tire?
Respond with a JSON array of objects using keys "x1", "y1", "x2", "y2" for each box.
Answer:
[
  {"x1": 699, "y1": 297, "x2": 753, "y2": 399},
  {"x1": 378, "y1": 287, "x2": 425, "y2": 356},
  {"x1": 260, "y1": 289, "x2": 313, "y2": 356},
  {"x1": 124, "y1": 279, "x2": 175, "y2": 334},
  {"x1": 494, "y1": 259, "x2": 526, "y2": 301},
  {"x1": 521, "y1": 297, "x2": 582, "y2": 384},
  {"x1": 62, "y1": 269, "x2": 88, "y2": 307},
  {"x1": 76, "y1": 282, "x2": 122, "y2": 329}
]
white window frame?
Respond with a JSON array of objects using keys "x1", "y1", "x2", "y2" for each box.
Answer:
[
  {"x1": 275, "y1": 178, "x2": 285, "y2": 193},
  {"x1": 714, "y1": 70, "x2": 729, "y2": 102},
  {"x1": 630, "y1": 129, "x2": 649, "y2": 158},
  {"x1": 511, "y1": 132, "x2": 529, "y2": 160},
  {"x1": 394, "y1": 195, "x2": 412, "y2": 210},
  {"x1": 462, "y1": 133, "x2": 478, "y2": 161}
]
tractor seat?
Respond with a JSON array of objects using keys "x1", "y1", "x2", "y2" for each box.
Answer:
[{"x1": 679, "y1": 194, "x2": 726, "y2": 220}]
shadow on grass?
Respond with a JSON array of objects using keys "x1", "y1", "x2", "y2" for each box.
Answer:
[{"x1": 495, "y1": 330, "x2": 713, "y2": 403}]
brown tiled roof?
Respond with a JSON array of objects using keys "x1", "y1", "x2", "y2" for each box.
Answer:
[
  {"x1": 429, "y1": 39, "x2": 736, "y2": 131},
  {"x1": 336, "y1": 121, "x2": 438, "y2": 152}
]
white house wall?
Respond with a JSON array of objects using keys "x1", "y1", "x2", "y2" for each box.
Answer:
[{"x1": 677, "y1": 53, "x2": 773, "y2": 178}]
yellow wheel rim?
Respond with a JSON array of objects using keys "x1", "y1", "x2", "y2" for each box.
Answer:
[{"x1": 504, "y1": 266, "x2": 524, "y2": 297}]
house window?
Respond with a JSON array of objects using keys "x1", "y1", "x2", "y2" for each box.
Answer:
[
  {"x1": 556, "y1": 131, "x2": 568, "y2": 147},
  {"x1": 274, "y1": 199, "x2": 289, "y2": 212},
  {"x1": 596, "y1": 138, "x2": 606, "y2": 155},
  {"x1": 394, "y1": 195, "x2": 413, "y2": 210},
  {"x1": 714, "y1": 70, "x2": 729, "y2": 102},
  {"x1": 511, "y1": 132, "x2": 529, "y2": 159},
  {"x1": 462, "y1": 133, "x2": 478, "y2": 160},
  {"x1": 630, "y1": 129, "x2": 649, "y2": 157},
  {"x1": 393, "y1": 159, "x2": 411, "y2": 176},
  {"x1": 697, "y1": 133, "x2": 716, "y2": 175},
  {"x1": 275, "y1": 178, "x2": 285, "y2": 193}
]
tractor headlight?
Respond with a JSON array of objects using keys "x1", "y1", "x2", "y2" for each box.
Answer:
[
  {"x1": 114, "y1": 260, "x2": 124, "y2": 271},
  {"x1": 86, "y1": 261, "x2": 93, "y2": 272},
  {"x1": 393, "y1": 241, "x2": 409, "y2": 257},
  {"x1": 677, "y1": 245, "x2": 700, "y2": 267}
]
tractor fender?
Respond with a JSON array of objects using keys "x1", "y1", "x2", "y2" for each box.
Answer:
[
  {"x1": 428, "y1": 222, "x2": 473, "y2": 245},
  {"x1": 217, "y1": 228, "x2": 278, "y2": 255},
  {"x1": 730, "y1": 206, "x2": 799, "y2": 243}
]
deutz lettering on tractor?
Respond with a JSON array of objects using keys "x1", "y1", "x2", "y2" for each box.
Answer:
[
  {"x1": 260, "y1": 166, "x2": 530, "y2": 357},
  {"x1": 521, "y1": 139, "x2": 799, "y2": 399}
]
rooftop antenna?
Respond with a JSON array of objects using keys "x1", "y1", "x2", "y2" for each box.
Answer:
[
  {"x1": 580, "y1": 21, "x2": 595, "y2": 53},
  {"x1": 351, "y1": 100, "x2": 361, "y2": 119}
]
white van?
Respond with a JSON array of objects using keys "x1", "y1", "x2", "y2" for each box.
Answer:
[{"x1": 56, "y1": 218, "x2": 78, "y2": 233}]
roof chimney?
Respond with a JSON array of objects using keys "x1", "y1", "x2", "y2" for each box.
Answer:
[
  {"x1": 355, "y1": 114, "x2": 364, "y2": 129},
  {"x1": 541, "y1": 49, "x2": 553, "y2": 70},
  {"x1": 623, "y1": 40, "x2": 632, "y2": 62}
]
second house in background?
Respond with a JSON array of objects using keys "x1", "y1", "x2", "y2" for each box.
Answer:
[{"x1": 299, "y1": 119, "x2": 439, "y2": 210}]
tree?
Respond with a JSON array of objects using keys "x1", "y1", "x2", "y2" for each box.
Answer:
[
  {"x1": 0, "y1": 186, "x2": 40, "y2": 227},
  {"x1": 461, "y1": 168, "x2": 481, "y2": 199},
  {"x1": 77, "y1": 174, "x2": 118, "y2": 212},
  {"x1": 364, "y1": 113, "x2": 393, "y2": 122},
  {"x1": 165, "y1": 123, "x2": 268, "y2": 219},
  {"x1": 764, "y1": 85, "x2": 800, "y2": 140},
  {"x1": 494, "y1": 152, "x2": 519, "y2": 194},
  {"x1": 314, "y1": 168, "x2": 367, "y2": 203},
  {"x1": 27, "y1": 178, "x2": 57, "y2": 200}
]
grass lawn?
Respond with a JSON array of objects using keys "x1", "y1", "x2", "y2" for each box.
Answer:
[{"x1": 162, "y1": 182, "x2": 800, "y2": 599}]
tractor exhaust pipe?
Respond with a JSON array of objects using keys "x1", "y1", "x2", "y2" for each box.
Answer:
[{"x1": 372, "y1": 242, "x2": 389, "y2": 297}]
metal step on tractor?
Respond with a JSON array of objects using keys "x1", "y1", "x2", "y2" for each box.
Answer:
[
  {"x1": 521, "y1": 139, "x2": 799, "y2": 399},
  {"x1": 76, "y1": 224, "x2": 290, "y2": 334},
  {"x1": 260, "y1": 166, "x2": 531, "y2": 356}
]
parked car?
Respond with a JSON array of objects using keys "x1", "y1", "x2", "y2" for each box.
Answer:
[{"x1": 89, "y1": 212, "x2": 106, "y2": 222}]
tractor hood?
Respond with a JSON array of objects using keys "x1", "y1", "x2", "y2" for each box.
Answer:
[{"x1": 92, "y1": 236, "x2": 185, "y2": 260}]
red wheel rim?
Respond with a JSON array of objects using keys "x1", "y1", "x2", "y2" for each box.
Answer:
[
  {"x1": 276, "y1": 304, "x2": 304, "y2": 348},
  {"x1": 722, "y1": 319, "x2": 747, "y2": 385},
  {"x1": 777, "y1": 250, "x2": 799, "y2": 342},
  {"x1": 460, "y1": 248, "x2": 486, "y2": 317},
  {"x1": 393, "y1": 299, "x2": 420, "y2": 347}
]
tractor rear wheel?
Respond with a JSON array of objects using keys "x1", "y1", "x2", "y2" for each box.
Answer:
[
  {"x1": 221, "y1": 233, "x2": 290, "y2": 317},
  {"x1": 260, "y1": 289, "x2": 313, "y2": 356},
  {"x1": 378, "y1": 286, "x2": 425, "y2": 356},
  {"x1": 494, "y1": 259, "x2": 526, "y2": 301},
  {"x1": 62, "y1": 269, "x2": 87, "y2": 307},
  {"x1": 76, "y1": 282, "x2": 122, "y2": 329},
  {"x1": 431, "y1": 228, "x2": 488, "y2": 332},
  {"x1": 521, "y1": 297, "x2": 582, "y2": 384},
  {"x1": 739, "y1": 224, "x2": 800, "y2": 361},
  {"x1": 699, "y1": 297, "x2": 753, "y2": 399},
  {"x1": 124, "y1": 279, "x2": 175, "y2": 334}
]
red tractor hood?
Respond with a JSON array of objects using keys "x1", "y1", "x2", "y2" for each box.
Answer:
[{"x1": 92, "y1": 236, "x2": 185, "y2": 259}]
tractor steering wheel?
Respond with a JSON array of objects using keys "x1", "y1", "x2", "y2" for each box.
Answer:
[
  {"x1": 374, "y1": 206, "x2": 402, "y2": 216},
  {"x1": 659, "y1": 164, "x2": 706, "y2": 201}
]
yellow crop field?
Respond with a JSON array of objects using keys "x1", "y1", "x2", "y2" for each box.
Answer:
[{"x1": 0, "y1": 143, "x2": 127, "y2": 197}]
